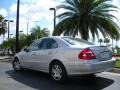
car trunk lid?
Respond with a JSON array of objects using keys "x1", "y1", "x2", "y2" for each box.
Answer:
[{"x1": 89, "y1": 46, "x2": 112, "y2": 61}]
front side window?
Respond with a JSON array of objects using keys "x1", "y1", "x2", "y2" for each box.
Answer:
[
  {"x1": 38, "y1": 38, "x2": 58, "y2": 49},
  {"x1": 28, "y1": 40, "x2": 40, "y2": 51}
]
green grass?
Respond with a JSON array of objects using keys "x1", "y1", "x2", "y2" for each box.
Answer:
[{"x1": 115, "y1": 59, "x2": 120, "y2": 68}]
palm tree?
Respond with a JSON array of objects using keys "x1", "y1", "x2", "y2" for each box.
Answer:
[
  {"x1": 53, "y1": 0, "x2": 120, "y2": 40},
  {"x1": 30, "y1": 26, "x2": 49, "y2": 39},
  {"x1": 98, "y1": 39, "x2": 103, "y2": 46},
  {"x1": 104, "y1": 38, "x2": 110, "y2": 46},
  {"x1": 0, "y1": 15, "x2": 7, "y2": 35}
]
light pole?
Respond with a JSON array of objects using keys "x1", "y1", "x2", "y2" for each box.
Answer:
[
  {"x1": 16, "y1": 0, "x2": 20, "y2": 53},
  {"x1": 4, "y1": 20, "x2": 14, "y2": 40},
  {"x1": 4, "y1": 20, "x2": 14, "y2": 55},
  {"x1": 49, "y1": 8, "x2": 56, "y2": 31}
]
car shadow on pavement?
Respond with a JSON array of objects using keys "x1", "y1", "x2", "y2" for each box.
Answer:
[{"x1": 5, "y1": 70, "x2": 114, "y2": 90}]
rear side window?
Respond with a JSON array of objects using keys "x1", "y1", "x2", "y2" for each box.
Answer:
[
  {"x1": 38, "y1": 38, "x2": 58, "y2": 49},
  {"x1": 62, "y1": 37, "x2": 94, "y2": 45}
]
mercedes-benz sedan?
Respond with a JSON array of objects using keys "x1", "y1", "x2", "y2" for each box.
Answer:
[{"x1": 12, "y1": 36, "x2": 115, "y2": 82}]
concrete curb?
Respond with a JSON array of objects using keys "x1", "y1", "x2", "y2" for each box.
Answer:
[
  {"x1": 0, "y1": 58, "x2": 13, "y2": 60},
  {"x1": 0, "y1": 56, "x2": 13, "y2": 63},
  {"x1": 0, "y1": 56, "x2": 13, "y2": 59},
  {"x1": 0, "y1": 59, "x2": 13, "y2": 63}
]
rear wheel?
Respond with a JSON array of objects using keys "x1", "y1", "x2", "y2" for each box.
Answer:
[
  {"x1": 12, "y1": 58, "x2": 22, "y2": 72},
  {"x1": 49, "y1": 62, "x2": 67, "y2": 82}
]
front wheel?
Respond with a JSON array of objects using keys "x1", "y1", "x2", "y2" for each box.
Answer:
[
  {"x1": 49, "y1": 62, "x2": 67, "y2": 82},
  {"x1": 12, "y1": 58, "x2": 22, "y2": 72}
]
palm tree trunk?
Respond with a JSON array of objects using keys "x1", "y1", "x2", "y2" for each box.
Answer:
[
  {"x1": 112, "y1": 38, "x2": 113, "y2": 48},
  {"x1": 116, "y1": 39, "x2": 117, "y2": 47},
  {"x1": 112, "y1": 38, "x2": 113, "y2": 52}
]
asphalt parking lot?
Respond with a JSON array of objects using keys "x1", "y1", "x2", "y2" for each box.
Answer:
[{"x1": 0, "y1": 61, "x2": 120, "y2": 90}]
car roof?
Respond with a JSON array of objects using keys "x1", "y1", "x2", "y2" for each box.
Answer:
[
  {"x1": 33, "y1": 36, "x2": 72, "y2": 47},
  {"x1": 34, "y1": 36, "x2": 61, "y2": 41},
  {"x1": 42, "y1": 36, "x2": 73, "y2": 39}
]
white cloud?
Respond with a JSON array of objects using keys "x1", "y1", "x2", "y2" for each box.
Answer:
[
  {"x1": 8, "y1": 0, "x2": 64, "y2": 36},
  {"x1": 1, "y1": 0, "x2": 119, "y2": 46},
  {"x1": 112, "y1": 0, "x2": 120, "y2": 47},
  {"x1": 112, "y1": 0, "x2": 120, "y2": 21},
  {"x1": 10, "y1": 3, "x2": 16, "y2": 14},
  {"x1": 0, "y1": 8, "x2": 7, "y2": 17}
]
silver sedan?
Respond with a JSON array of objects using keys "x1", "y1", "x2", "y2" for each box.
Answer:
[{"x1": 12, "y1": 36, "x2": 115, "y2": 82}]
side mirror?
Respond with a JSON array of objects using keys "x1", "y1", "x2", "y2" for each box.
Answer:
[{"x1": 24, "y1": 48, "x2": 29, "y2": 52}]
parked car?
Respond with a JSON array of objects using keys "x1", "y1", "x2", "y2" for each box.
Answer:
[{"x1": 12, "y1": 36, "x2": 115, "y2": 82}]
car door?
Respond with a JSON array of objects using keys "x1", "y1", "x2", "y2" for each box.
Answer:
[
  {"x1": 20, "y1": 40, "x2": 40, "y2": 69},
  {"x1": 32, "y1": 38, "x2": 58, "y2": 72}
]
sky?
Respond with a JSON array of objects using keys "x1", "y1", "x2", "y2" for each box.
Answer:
[
  {"x1": 0, "y1": 0, "x2": 120, "y2": 47},
  {"x1": 0, "y1": 0, "x2": 64, "y2": 43}
]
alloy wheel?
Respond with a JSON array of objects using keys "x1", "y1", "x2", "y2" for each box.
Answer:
[
  {"x1": 13, "y1": 59, "x2": 21, "y2": 71},
  {"x1": 51, "y1": 64, "x2": 63, "y2": 81}
]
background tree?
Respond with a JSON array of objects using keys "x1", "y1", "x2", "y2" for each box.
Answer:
[
  {"x1": 30, "y1": 26, "x2": 49, "y2": 39},
  {"x1": 53, "y1": 0, "x2": 120, "y2": 41},
  {"x1": 19, "y1": 34, "x2": 28, "y2": 49},
  {"x1": 0, "y1": 26, "x2": 49, "y2": 55},
  {"x1": 0, "y1": 38, "x2": 16, "y2": 55},
  {"x1": 0, "y1": 15, "x2": 7, "y2": 35}
]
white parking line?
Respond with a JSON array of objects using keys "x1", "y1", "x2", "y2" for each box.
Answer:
[{"x1": 102, "y1": 72, "x2": 120, "y2": 76}]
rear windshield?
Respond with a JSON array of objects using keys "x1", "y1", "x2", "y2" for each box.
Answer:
[{"x1": 62, "y1": 37, "x2": 94, "y2": 45}]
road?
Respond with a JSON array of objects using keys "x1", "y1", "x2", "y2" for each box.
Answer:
[{"x1": 0, "y1": 61, "x2": 120, "y2": 90}]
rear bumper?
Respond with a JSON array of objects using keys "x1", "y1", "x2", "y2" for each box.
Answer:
[{"x1": 65, "y1": 58, "x2": 116, "y2": 75}]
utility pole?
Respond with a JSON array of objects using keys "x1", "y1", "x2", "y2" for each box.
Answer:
[
  {"x1": 26, "y1": 21, "x2": 29, "y2": 35},
  {"x1": 26, "y1": 21, "x2": 39, "y2": 36},
  {"x1": 16, "y1": 0, "x2": 20, "y2": 53}
]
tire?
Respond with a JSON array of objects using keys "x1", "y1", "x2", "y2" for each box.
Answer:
[
  {"x1": 49, "y1": 61, "x2": 67, "y2": 82},
  {"x1": 12, "y1": 58, "x2": 22, "y2": 72}
]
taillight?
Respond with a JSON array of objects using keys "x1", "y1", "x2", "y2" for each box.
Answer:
[{"x1": 78, "y1": 48, "x2": 96, "y2": 60}]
